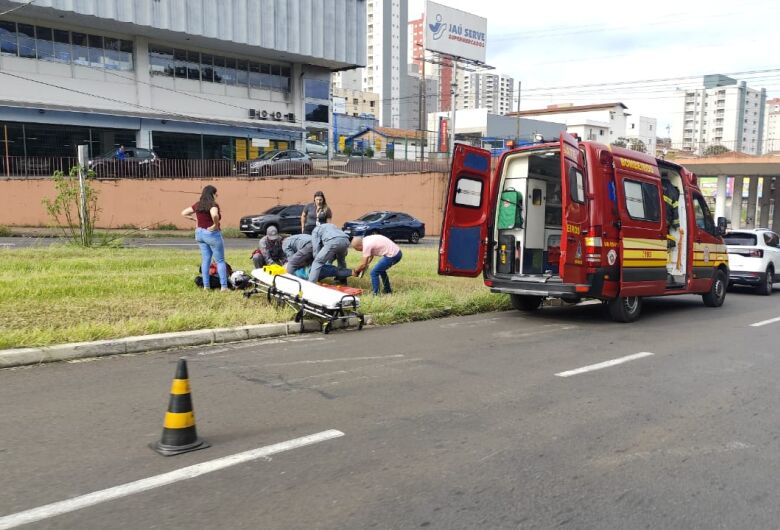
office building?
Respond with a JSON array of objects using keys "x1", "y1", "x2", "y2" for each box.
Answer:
[
  {"x1": 0, "y1": 0, "x2": 366, "y2": 160},
  {"x1": 458, "y1": 72, "x2": 515, "y2": 116}
]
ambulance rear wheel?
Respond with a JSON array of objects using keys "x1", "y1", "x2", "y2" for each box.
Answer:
[
  {"x1": 608, "y1": 296, "x2": 642, "y2": 323},
  {"x1": 703, "y1": 269, "x2": 728, "y2": 306},
  {"x1": 510, "y1": 294, "x2": 543, "y2": 311}
]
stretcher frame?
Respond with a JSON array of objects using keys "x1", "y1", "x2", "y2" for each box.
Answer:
[{"x1": 243, "y1": 272, "x2": 364, "y2": 334}]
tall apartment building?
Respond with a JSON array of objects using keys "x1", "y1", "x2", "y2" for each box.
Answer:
[
  {"x1": 671, "y1": 74, "x2": 767, "y2": 155},
  {"x1": 764, "y1": 98, "x2": 780, "y2": 153},
  {"x1": 408, "y1": 13, "x2": 452, "y2": 112},
  {"x1": 457, "y1": 71, "x2": 515, "y2": 116},
  {"x1": 334, "y1": 0, "x2": 412, "y2": 128}
]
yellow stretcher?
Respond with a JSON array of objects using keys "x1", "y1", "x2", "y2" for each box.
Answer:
[{"x1": 243, "y1": 267, "x2": 363, "y2": 334}]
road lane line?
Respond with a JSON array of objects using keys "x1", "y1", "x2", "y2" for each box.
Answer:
[
  {"x1": 0, "y1": 429, "x2": 344, "y2": 530},
  {"x1": 555, "y1": 352, "x2": 655, "y2": 378},
  {"x1": 749, "y1": 316, "x2": 780, "y2": 327},
  {"x1": 264, "y1": 354, "x2": 405, "y2": 367}
]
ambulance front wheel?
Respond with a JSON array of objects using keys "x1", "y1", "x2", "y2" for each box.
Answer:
[
  {"x1": 510, "y1": 294, "x2": 543, "y2": 311},
  {"x1": 608, "y1": 296, "x2": 642, "y2": 323}
]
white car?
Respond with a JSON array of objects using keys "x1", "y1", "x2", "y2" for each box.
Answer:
[
  {"x1": 725, "y1": 229, "x2": 780, "y2": 295},
  {"x1": 305, "y1": 139, "x2": 328, "y2": 156}
]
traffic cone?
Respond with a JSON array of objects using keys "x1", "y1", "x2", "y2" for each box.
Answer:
[{"x1": 151, "y1": 358, "x2": 209, "y2": 456}]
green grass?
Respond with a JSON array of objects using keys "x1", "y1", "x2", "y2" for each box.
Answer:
[{"x1": 0, "y1": 245, "x2": 509, "y2": 349}]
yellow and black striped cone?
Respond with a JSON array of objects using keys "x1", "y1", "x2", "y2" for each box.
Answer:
[{"x1": 151, "y1": 358, "x2": 209, "y2": 456}]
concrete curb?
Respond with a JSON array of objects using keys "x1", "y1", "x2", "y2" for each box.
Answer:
[{"x1": 0, "y1": 316, "x2": 371, "y2": 369}]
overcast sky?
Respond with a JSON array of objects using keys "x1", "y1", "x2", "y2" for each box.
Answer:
[{"x1": 408, "y1": 0, "x2": 780, "y2": 137}]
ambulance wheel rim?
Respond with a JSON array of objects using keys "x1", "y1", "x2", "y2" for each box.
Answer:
[
  {"x1": 714, "y1": 277, "x2": 725, "y2": 299},
  {"x1": 624, "y1": 296, "x2": 639, "y2": 314}
]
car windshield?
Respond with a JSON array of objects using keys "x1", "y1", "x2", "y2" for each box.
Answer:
[
  {"x1": 258, "y1": 151, "x2": 278, "y2": 160},
  {"x1": 358, "y1": 212, "x2": 385, "y2": 222},
  {"x1": 725, "y1": 233, "x2": 757, "y2": 246},
  {"x1": 264, "y1": 205, "x2": 286, "y2": 215}
]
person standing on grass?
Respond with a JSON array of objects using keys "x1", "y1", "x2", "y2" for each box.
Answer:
[
  {"x1": 181, "y1": 185, "x2": 229, "y2": 291},
  {"x1": 309, "y1": 223, "x2": 350, "y2": 284},
  {"x1": 301, "y1": 191, "x2": 332, "y2": 234},
  {"x1": 351, "y1": 235, "x2": 402, "y2": 295}
]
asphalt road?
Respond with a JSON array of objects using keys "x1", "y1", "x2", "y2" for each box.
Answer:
[
  {"x1": 2, "y1": 289, "x2": 780, "y2": 529},
  {"x1": 0, "y1": 236, "x2": 436, "y2": 250}
]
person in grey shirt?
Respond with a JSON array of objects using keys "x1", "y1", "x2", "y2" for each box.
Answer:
[
  {"x1": 309, "y1": 223, "x2": 350, "y2": 283},
  {"x1": 283, "y1": 234, "x2": 314, "y2": 274}
]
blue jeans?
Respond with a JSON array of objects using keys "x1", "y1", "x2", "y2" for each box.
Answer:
[
  {"x1": 370, "y1": 250, "x2": 402, "y2": 294},
  {"x1": 195, "y1": 228, "x2": 228, "y2": 289}
]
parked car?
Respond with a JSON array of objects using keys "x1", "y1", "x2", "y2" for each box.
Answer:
[
  {"x1": 342, "y1": 211, "x2": 425, "y2": 243},
  {"x1": 725, "y1": 228, "x2": 780, "y2": 295},
  {"x1": 248, "y1": 150, "x2": 313, "y2": 175},
  {"x1": 89, "y1": 147, "x2": 159, "y2": 177},
  {"x1": 239, "y1": 204, "x2": 305, "y2": 238},
  {"x1": 305, "y1": 139, "x2": 328, "y2": 156}
]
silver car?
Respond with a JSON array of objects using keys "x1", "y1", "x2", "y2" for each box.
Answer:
[{"x1": 248, "y1": 150, "x2": 313, "y2": 176}]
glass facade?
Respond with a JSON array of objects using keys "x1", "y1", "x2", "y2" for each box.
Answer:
[
  {"x1": 148, "y1": 44, "x2": 291, "y2": 91},
  {"x1": 0, "y1": 121, "x2": 136, "y2": 158},
  {"x1": 0, "y1": 20, "x2": 133, "y2": 70},
  {"x1": 305, "y1": 103, "x2": 329, "y2": 123},
  {"x1": 305, "y1": 79, "x2": 330, "y2": 100}
]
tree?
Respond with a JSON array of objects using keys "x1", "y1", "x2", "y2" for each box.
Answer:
[
  {"x1": 42, "y1": 165, "x2": 100, "y2": 247},
  {"x1": 611, "y1": 137, "x2": 646, "y2": 153},
  {"x1": 704, "y1": 145, "x2": 730, "y2": 156}
]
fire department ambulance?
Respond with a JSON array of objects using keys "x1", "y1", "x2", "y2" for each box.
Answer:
[{"x1": 438, "y1": 133, "x2": 729, "y2": 322}]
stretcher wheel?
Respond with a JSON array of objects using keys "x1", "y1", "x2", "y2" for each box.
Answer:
[
  {"x1": 358, "y1": 320, "x2": 364, "y2": 331},
  {"x1": 322, "y1": 322, "x2": 331, "y2": 334},
  {"x1": 294, "y1": 312, "x2": 301, "y2": 323},
  {"x1": 243, "y1": 291, "x2": 252, "y2": 299}
]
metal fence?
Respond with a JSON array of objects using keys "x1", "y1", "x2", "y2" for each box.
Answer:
[{"x1": 0, "y1": 155, "x2": 451, "y2": 179}]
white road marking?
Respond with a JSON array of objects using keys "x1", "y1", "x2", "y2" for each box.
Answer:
[
  {"x1": 264, "y1": 354, "x2": 405, "y2": 367},
  {"x1": 749, "y1": 316, "x2": 780, "y2": 327},
  {"x1": 0, "y1": 430, "x2": 344, "y2": 530},
  {"x1": 555, "y1": 352, "x2": 655, "y2": 378}
]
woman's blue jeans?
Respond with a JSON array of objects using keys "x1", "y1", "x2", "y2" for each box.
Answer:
[
  {"x1": 370, "y1": 250, "x2": 402, "y2": 294},
  {"x1": 195, "y1": 228, "x2": 228, "y2": 289}
]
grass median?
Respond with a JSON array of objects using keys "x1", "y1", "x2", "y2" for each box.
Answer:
[{"x1": 0, "y1": 245, "x2": 510, "y2": 349}]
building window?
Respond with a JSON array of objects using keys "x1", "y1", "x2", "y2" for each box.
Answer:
[
  {"x1": 305, "y1": 103, "x2": 329, "y2": 123},
  {"x1": 148, "y1": 44, "x2": 289, "y2": 91},
  {"x1": 0, "y1": 21, "x2": 134, "y2": 70},
  {"x1": 305, "y1": 79, "x2": 330, "y2": 100}
]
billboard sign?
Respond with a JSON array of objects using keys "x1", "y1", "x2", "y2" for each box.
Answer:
[
  {"x1": 438, "y1": 116, "x2": 449, "y2": 152},
  {"x1": 424, "y1": 1, "x2": 487, "y2": 64}
]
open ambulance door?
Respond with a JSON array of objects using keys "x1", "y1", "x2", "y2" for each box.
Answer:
[
  {"x1": 559, "y1": 132, "x2": 588, "y2": 285},
  {"x1": 438, "y1": 144, "x2": 493, "y2": 277}
]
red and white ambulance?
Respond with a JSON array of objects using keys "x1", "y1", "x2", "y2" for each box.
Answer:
[{"x1": 438, "y1": 133, "x2": 729, "y2": 322}]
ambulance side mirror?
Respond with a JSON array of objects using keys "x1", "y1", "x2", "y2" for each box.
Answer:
[{"x1": 716, "y1": 216, "x2": 728, "y2": 236}]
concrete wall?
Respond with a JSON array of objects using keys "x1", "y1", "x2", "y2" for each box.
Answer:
[{"x1": 0, "y1": 173, "x2": 449, "y2": 235}]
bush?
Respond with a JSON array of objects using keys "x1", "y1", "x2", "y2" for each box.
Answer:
[
  {"x1": 365, "y1": 147, "x2": 375, "y2": 158},
  {"x1": 0, "y1": 226, "x2": 11, "y2": 237},
  {"x1": 154, "y1": 223, "x2": 178, "y2": 231},
  {"x1": 704, "y1": 145, "x2": 730, "y2": 156}
]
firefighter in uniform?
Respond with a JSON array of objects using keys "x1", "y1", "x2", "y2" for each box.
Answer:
[{"x1": 662, "y1": 179, "x2": 680, "y2": 248}]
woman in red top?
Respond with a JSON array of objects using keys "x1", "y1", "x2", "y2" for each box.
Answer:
[{"x1": 181, "y1": 185, "x2": 228, "y2": 290}]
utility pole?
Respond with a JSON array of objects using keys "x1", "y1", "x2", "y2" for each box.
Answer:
[
  {"x1": 515, "y1": 80, "x2": 522, "y2": 144},
  {"x1": 77, "y1": 145, "x2": 89, "y2": 245},
  {"x1": 418, "y1": 46, "x2": 426, "y2": 161},
  {"x1": 449, "y1": 62, "x2": 458, "y2": 159}
]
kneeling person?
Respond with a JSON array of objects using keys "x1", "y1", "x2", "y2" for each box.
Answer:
[
  {"x1": 251, "y1": 226, "x2": 285, "y2": 269},
  {"x1": 285, "y1": 233, "x2": 351, "y2": 283},
  {"x1": 351, "y1": 235, "x2": 402, "y2": 294},
  {"x1": 309, "y1": 223, "x2": 350, "y2": 283}
]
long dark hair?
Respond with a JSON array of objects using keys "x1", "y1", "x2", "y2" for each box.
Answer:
[
  {"x1": 195, "y1": 185, "x2": 217, "y2": 212},
  {"x1": 314, "y1": 191, "x2": 328, "y2": 209}
]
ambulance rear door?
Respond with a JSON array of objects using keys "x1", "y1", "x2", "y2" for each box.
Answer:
[
  {"x1": 559, "y1": 133, "x2": 588, "y2": 284},
  {"x1": 438, "y1": 144, "x2": 493, "y2": 277}
]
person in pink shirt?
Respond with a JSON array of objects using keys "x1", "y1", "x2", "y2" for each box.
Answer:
[{"x1": 351, "y1": 234, "x2": 403, "y2": 295}]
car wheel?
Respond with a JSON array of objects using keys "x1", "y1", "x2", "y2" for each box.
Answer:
[
  {"x1": 703, "y1": 269, "x2": 728, "y2": 307},
  {"x1": 608, "y1": 296, "x2": 642, "y2": 322},
  {"x1": 408, "y1": 231, "x2": 420, "y2": 244},
  {"x1": 510, "y1": 294, "x2": 543, "y2": 311},
  {"x1": 756, "y1": 267, "x2": 774, "y2": 296}
]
